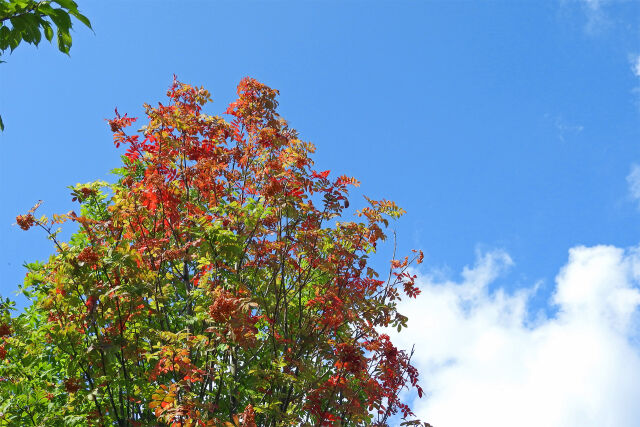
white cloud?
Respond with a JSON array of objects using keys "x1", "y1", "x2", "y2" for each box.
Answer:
[
  {"x1": 545, "y1": 114, "x2": 584, "y2": 142},
  {"x1": 578, "y1": 0, "x2": 610, "y2": 34},
  {"x1": 631, "y1": 55, "x2": 640, "y2": 109},
  {"x1": 560, "y1": 0, "x2": 622, "y2": 35},
  {"x1": 627, "y1": 164, "x2": 640, "y2": 206},
  {"x1": 390, "y1": 246, "x2": 640, "y2": 427},
  {"x1": 633, "y1": 55, "x2": 640, "y2": 78},
  {"x1": 580, "y1": 0, "x2": 604, "y2": 12}
]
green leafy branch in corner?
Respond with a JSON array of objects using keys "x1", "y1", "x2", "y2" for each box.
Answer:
[
  {"x1": 0, "y1": 0, "x2": 92, "y2": 130},
  {"x1": 0, "y1": 0, "x2": 91, "y2": 55}
]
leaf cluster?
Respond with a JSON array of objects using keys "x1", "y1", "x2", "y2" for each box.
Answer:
[{"x1": 0, "y1": 0, "x2": 91, "y2": 55}]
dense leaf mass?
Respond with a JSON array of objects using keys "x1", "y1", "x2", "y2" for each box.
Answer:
[{"x1": 1, "y1": 78, "x2": 427, "y2": 426}]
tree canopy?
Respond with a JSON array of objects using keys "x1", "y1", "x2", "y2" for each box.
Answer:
[{"x1": 1, "y1": 78, "x2": 427, "y2": 426}]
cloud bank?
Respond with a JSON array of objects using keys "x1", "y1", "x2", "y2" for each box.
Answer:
[{"x1": 391, "y1": 246, "x2": 640, "y2": 427}]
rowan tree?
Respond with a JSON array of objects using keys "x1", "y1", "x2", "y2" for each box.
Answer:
[{"x1": 1, "y1": 77, "x2": 428, "y2": 426}]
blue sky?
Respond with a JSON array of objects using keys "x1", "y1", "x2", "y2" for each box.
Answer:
[{"x1": 1, "y1": 1, "x2": 640, "y2": 426}]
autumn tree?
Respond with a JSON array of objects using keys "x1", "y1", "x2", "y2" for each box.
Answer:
[{"x1": 1, "y1": 78, "x2": 427, "y2": 426}]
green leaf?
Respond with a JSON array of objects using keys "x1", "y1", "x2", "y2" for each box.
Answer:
[
  {"x1": 8, "y1": 28, "x2": 20, "y2": 51},
  {"x1": 27, "y1": 19, "x2": 41, "y2": 46},
  {"x1": 9, "y1": 16, "x2": 25, "y2": 32},
  {"x1": 12, "y1": 0, "x2": 31, "y2": 9},
  {"x1": 36, "y1": 3, "x2": 56, "y2": 16},
  {"x1": 0, "y1": 114, "x2": 4, "y2": 131},
  {"x1": 47, "y1": 8, "x2": 72, "y2": 34},
  {"x1": 52, "y1": 0, "x2": 78, "y2": 10},
  {"x1": 56, "y1": 29, "x2": 71, "y2": 54},
  {"x1": 42, "y1": 22, "x2": 53, "y2": 42},
  {"x1": 68, "y1": 10, "x2": 91, "y2": 29},
  {"x1": 0, "y1": 26, "x2": 10, "y2": 50}
]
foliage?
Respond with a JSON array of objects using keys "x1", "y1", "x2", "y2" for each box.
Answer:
[
  {"x1": 2, "y1": 78, "x2": 428, "y2": 426},
  {"x1": 0, "y1": 0, "x2": 91, "y2": 130},
  {"x1": 0, "y1": 0, "x2": 91, "y2": 55}
]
